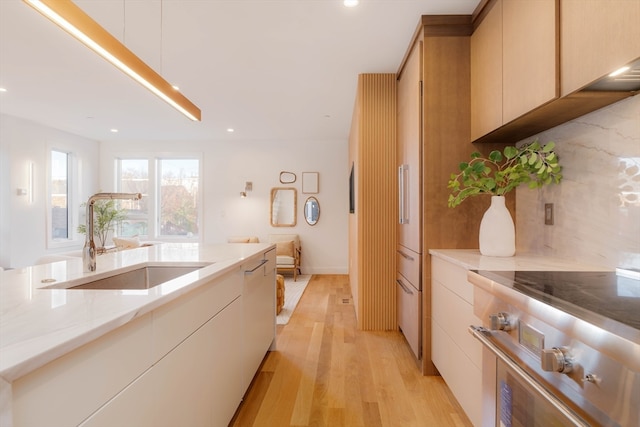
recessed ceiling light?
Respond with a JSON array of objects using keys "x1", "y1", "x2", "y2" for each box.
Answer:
[
  {"x1": 0, "y1": 87, "x2": 7, "y2": 92},
  {"x1": 227, "y1": 128, "x2": 235, "y2": 133},
  {"x1": 110, "y1": 128, "x2": 118, "y2": 133},
  {"x1": 344, "y1": 0, "x2": 359, "y2": 7}
]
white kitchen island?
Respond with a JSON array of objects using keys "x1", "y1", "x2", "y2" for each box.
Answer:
[{"x1": 0, "y1": 243, "x2": 276, "y2": 427}]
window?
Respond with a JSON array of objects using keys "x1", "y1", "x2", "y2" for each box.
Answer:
[
  {"x1": 159, "y1": 159, "x2": 200, "y2": 237},
  {"x1": 50, "y1": 150, "x2": 70, "y2": 240},
  {"x1": 117, "y1": 159, "x2": 149, "y2": 236},
  {"x1": 116, "y1": 156, "x2": 201, "y2": 240}
]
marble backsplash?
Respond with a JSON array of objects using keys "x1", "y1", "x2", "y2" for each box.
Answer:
[{"x1": 516, "y1": 95, "x2": 640, "y2": 270}]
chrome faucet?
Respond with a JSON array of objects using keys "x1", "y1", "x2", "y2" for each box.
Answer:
[{"x1": 83, "y1": 192, "x2": 142, "y2": 272}]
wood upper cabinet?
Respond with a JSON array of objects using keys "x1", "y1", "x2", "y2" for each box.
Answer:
[
  {"x1": 502, "y1": 0, "x2": 558, "y2": 123},
  {"x1": 471, "y1": 0, "x2": 557, "y2": 142},
  {"x1": 471, "y1": 0, "x2": 638, "y2": 145},
  {"x1": 397, "y1": 40, "x2": 422, "y2": 254},
  {"x1": 470, "y1": 0, "x2": 502, "y2": 142},
  {"x1": 561, "y1": 0, "x2": 640, "y2": 96}
]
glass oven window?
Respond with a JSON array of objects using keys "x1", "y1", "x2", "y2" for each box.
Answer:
[{"x1": 497, "y1": 363, "x2": 583, "y2": 427}]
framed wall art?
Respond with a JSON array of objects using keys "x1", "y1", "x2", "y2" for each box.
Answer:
[{"x1": 302, "y1": 172, "x2": 319, "y2": 194}]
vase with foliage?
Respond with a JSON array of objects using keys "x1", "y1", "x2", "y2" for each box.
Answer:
[
  {"x1": 77, "y1": 199, "x2": 128, "y2": 250},
  {"x1": 447, "y1": 140, "x2": 562, "y2": 256}
]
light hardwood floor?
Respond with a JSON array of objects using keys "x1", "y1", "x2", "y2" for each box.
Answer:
[{"x1": 230, "y1": 274, "x2": 473, "y2": 427}]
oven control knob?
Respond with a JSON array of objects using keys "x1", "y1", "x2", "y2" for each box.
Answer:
[
  {"x1": 541, "y1": 347, "x2": 573, "y2": 374},
  {"x1": 489, "y1": 312, "x2": 512, "y2": 331}
]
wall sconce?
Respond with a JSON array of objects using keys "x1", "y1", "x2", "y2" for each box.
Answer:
[
  {"x1": 29, "y1": 161, "x2": 34, "y2": 204},
  {"x1": 23, "y1": 0, "x2": 201, "y2": 121},
  {"x1": 16, "y1": 162, "x2": 34, "y2": 203},
  {"x1": 240, "y1": 181, "x2": 252, "y2": 198}
]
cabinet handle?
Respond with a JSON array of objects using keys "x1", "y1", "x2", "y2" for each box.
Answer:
[
  {"x1": 397, "y1": 250, "x2": 414, "y2": 261},
  {"x1": 396, "y1": 279, "x2": 413, "y2": 295},
  {"x1": 244, "y1": 259, "x2": 268, "y2": 274},
  {"x1": 398, "y1": 164, "x2": 410, "y2": 224}
]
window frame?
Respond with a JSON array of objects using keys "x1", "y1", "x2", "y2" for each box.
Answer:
[
  {"x1": 46, "y1": 148, "x2": 79, "y2": 249},
  {"x1": 116, "y1": 158, "x2": 151, "y2": 239},
  {"x1": 114, "y1": 154, "x2": 202, "y2": 242}
]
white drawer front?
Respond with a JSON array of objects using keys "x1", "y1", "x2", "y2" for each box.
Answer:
[
  {"x1": 397, "y1": 274, "x2": 421, "y2": 359},
  {"x1": 432, "y1": 280, "x2": 482, "y2": 368},
  {"x1": 431, "y1": 256, "x2": 473, "y2": 303},
  {"x1": 397, "y1": 245, "x2": 421, "y2": 290},
  {"x1": 432, "y1": 321, "x2": 482, "y2": 426}
]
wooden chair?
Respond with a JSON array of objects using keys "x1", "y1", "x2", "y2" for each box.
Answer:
[{"x1": 268, "y1": 234, "x2": 301, "y2": 281}]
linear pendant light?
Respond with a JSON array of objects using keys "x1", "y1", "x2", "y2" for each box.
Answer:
[{"x1": 23, "y1": 0, "x2": 201, "y2": 121}]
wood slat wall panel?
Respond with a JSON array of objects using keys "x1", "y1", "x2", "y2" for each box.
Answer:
[{"x1": 350, "y1": 74, "x2": 397, "y2": 331}]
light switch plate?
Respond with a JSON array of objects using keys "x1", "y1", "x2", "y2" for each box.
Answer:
[{"x1": 545, "y1": 203, "x2": 554, "y2": 225}]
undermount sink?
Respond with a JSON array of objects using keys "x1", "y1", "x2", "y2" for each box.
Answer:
[{"x1": 41, "y1": 263, "x2": 212, "y2": 290}]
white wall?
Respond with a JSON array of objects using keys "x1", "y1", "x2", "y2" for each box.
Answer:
[
  {"x1": 0, "y1": 114, "x2": 100, "y2": 268},
  {"x1": 100, "y1": 139, "x2": 349, "y2": 275},
  {"x1": 516, "y1": 95, "x2": 640, "y2": 269}
]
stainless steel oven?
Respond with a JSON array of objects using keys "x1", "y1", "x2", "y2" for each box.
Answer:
[{"x1": 468, "y1": 269, "x2": 640, "y2": 427}]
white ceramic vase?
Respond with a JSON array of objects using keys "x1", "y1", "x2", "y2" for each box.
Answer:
[{"x1": 479, "y1": 195, "x2": 515, "y2": 257}]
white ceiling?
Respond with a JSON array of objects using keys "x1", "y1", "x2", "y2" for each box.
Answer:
[{"x1": 0, "y1": 0, "x2": 480, "y2": 143}]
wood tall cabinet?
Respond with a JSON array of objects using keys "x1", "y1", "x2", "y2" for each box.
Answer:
[
  {"x1": 397, "y1": 40, "x2": 423, "y2": 360},
  {"x1": 396, "y1": 16, "x2": 507, "y2": 374},
  {"x1": 348, "y1": 73, "x2": 397, "y2": 331}
]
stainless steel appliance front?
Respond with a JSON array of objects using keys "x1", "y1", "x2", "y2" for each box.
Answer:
[{"x1": 468, "y1": 270, "x2": 640, "y2": 427}]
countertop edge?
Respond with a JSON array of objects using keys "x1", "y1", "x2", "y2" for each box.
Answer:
[
  {"x1": 428, "y1": 249, "x2": 613, "y2": 272},
  {"x1": 0, "y1": 243, "x2": 273, "y2": 383}
]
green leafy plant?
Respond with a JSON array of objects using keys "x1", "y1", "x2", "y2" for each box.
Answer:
[
  {"x1": 77, "y1": 199, "x2": 128, "y2": 248},
  {"x1": 448, "y1": 139, "x2": 562, "y2": 208}
]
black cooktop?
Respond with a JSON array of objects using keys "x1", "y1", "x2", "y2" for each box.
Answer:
[{"x1": 474, "y1": 270, "x2": 640, "y2": 331}]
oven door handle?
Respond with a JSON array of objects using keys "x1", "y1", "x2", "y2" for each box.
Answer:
[{"x1": 468, "y1": 325, "x2": 590, "y2": 427}]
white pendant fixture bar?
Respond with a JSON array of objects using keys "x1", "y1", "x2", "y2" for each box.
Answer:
[{"x1": 23, "y1": 0, "x2": 201, "y2": 121}]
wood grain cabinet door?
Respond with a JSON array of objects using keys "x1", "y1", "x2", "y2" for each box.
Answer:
[
  {"x1": 470, "y1": 0, "x2": 502, "y2": 141},
  {"x1": 561, "y1": 0, "x2": 640, "y2": 96},
  {"x1": 502, "y1": 0, "x2": 558, "y2": 124},
  {"x1": 397, "y1": 40, "x2": 422, "y2": 254}
]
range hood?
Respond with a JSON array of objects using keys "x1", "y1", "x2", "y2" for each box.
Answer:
[{"x1": 583, "y1": 57, "x2": 640, "y2": 92}]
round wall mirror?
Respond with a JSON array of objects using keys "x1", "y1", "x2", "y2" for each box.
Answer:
[{"x1": 304, "y1": 197, "x2": 320, "y2": 226}]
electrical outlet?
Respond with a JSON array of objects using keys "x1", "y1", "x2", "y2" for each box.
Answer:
[{"x1": 545, "y1": 203, "x2": 554, "y2": 225}]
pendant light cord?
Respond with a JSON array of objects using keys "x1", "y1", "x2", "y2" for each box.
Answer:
[{"x1": 122, "y1": 0, "x2": 126, "y2": 44}]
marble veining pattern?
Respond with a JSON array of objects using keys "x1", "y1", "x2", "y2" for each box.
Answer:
[
  {"x1": 515, "y1": 95, "x2": 640, "y2": 270},
  {"x1": 0, "y1": 243, "x2": 271, "y2": 383}
]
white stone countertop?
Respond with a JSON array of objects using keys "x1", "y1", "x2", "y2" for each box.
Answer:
[
  {"x1": 0, "y1": 243, "x2": 273, "y2": 383},
  {"x1": 428, "y1": 249, "x2": 613, "y2": 272}
]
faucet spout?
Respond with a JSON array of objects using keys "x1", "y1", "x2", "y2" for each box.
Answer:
[{"x1": 83, "y1": 192, "x2": 142, "y2": 272}]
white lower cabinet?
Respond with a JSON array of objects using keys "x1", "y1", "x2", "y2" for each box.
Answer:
[
  {"x1": 12, "y1": 314, "x2": 154, "y2": 427},
  {"x1": 242, "y1": 247, "x2": 276, "y2": 391},
  {"x1": 431, "y1": 256, "x2": 483, "y2": 427},
  {"x1": 81, "y1": 297, "x2": 243, "y2": 427},
  {"x1": 12, "y1": 250, "x2": 277, "y2": 427}
]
